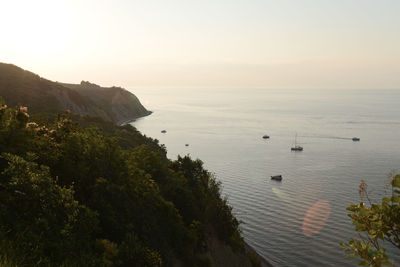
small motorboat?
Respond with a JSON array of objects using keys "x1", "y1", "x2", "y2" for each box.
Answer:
[
  {"x1": 291, "y1": 146, "x2": 303, "y2": 151},
  {"x1": 262, "y1": 135, "x2": 270, "y2": 139},
  {"x1": 352, "y1": 137, "x2": 360, "y2": 141},
  {"x1": 271, "y1": 175, "x2": 282, "y2": 181},
  {"x1": 161, "y1": 130, "x2": 167, "y2": 133}
]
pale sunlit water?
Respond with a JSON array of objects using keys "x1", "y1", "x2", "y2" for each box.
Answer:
[{"x1": 130, "y1": 88, "x2": 400, "y2": 267}]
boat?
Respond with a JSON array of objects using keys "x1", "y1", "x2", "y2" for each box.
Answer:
[
  {"x1": 291, "y1": 133, "x2": 303, "y2": 151},
  {"x1": 161, "y1": 130, "x2": 167, "y2": 133},
  {"x1": 271, "y1": 175, "x2": 282, "y2": 181},
  {"x1": 262, "y1": 135, "x2": 270, "y2": 139},
  {"x1": 352, "y1": 137, "x2": 360, "y2": 141},
  {"x1": 291, "y1": 146, "x2": 303, "y2": 151}
]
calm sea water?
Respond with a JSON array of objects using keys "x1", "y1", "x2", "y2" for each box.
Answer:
[{"x1": 130, "y1": 88, "x2": 400, "y2": 267}]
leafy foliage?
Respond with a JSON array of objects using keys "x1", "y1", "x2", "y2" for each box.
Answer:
[
  {"x1": 341, "y1": 175, "x2": 400, "y2": 266},
  {"x1": 0, "y1": 100, "x2": 244, "y2": 266},
  {"x1": 0, "y1": 153, "x2": 98, "y2": 266}
]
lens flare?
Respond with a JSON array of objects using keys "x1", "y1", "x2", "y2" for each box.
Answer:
[{"x1": 302, "y1": 199, "x2": 331, "y2": 236}]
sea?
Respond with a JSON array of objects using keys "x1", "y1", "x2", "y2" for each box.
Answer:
[{"x1": 130, "y1": 88, "x2": 400, "y2": 267}]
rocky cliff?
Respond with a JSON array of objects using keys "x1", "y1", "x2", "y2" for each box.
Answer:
[
  {"x1": 0, "y1": 63, "x2": 150, "y2": 124},
  {"x1": 61, "y1": 81, "x2": 151, "y2": 124}
]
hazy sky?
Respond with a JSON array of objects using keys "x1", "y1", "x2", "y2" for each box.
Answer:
[{"x1": 1, "y1": 0, "x2": 399, "y2": 89}]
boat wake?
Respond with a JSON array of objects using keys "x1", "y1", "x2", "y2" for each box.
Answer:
[{"x1": 299, "y1": 135, "x2": 355, "y2": 140}]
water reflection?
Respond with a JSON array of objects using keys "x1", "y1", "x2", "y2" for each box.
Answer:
[{"x1": 272, "y1": 187, "x2": 291, "y2": 202}]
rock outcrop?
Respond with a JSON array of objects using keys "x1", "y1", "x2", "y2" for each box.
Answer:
[
  {"x1": 0, "y1": 63, "x2": 150, "y2": 124},
  {"x1": 62, "y1": 81, "x2": 151, "y2": 124}
]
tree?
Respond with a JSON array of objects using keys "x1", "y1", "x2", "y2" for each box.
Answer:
[
  {"x1": 0, "y1": 153, "x2": 98, "y2": 266},
  {"x1": 341, "y1": 174, "x2": 400, "y2": 266},
  {"x1": 0, "y1": 101, "x2": 248, "y2": 265}
]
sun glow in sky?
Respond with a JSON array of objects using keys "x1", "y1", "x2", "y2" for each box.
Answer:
[{"x1": 1, "y1": 0, "x2": 399, "y2": 88}]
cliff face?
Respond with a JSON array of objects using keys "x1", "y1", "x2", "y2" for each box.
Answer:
[
  {"x1": 0, "y1": 63, "x2": 150, "y2": 124},
  {"x1": 61, "y1": 81, "x2": 150, "y2": 124}
]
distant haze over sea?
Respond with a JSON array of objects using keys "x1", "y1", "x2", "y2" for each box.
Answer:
[
  {"x1": 2, "y1": 1, "x2": 399, "y2": 89},
  {"x1": 131, "y1": 88, "x2": 400, "y2": 266}
]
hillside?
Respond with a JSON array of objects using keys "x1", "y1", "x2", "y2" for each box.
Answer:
[
  {"x1": 61, "y1": 81, "x2": 150, "y2": 124},
  {"x1": 0, "y1": 100, "x2": 264, "y2": 267},
  {"x1": 0, "y1": 64, "x2": 268, "y2": 267},
  {"x1": 0, "y1": 63, "x2": 150, "y2": 124}
]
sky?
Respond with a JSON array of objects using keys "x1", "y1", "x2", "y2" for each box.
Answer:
[{"x1": 1, "y1": 0, "x2": 399, "y2": 89}]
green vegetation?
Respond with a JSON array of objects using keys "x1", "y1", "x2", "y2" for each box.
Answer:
[
  {"x1": 0, "y1": 99, "x2": 245, "y2": 266},
  {"x1": 0, "y1": 63, "x2": 149, "y2": 124},
  {"x1": 341, "y1": 175, "x2": 400, "y2": 266}
]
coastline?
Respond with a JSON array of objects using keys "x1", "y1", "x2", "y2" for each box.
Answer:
[
  {"x1": 244, "y1": 241, "x2": 274, "y2": 267},
  {"x1": 123, "y1": 111, "x2": 274, "y2": 267},
  {"x1": 117, "y1": 110, "x2": 153, "y2": 126}
]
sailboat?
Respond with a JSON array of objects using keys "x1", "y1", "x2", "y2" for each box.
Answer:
[{"x1": 291, "y1": 133, "x2": 303, "y2": 151}]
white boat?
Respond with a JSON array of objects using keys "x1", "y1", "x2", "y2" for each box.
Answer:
[{"x1": 291, "y1": 133, "x2": 303, "y2": 151}]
